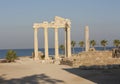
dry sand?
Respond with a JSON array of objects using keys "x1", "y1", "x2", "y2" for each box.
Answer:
[{"x1": 0, "y1": 56, "x2": 120, "y2": 84}]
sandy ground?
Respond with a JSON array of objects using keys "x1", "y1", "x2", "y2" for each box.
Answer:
[{"x1": 0, "y1": 57, "x2": 120, "y2": 84}]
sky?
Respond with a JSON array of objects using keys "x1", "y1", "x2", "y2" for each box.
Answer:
[{"x1": 0, "y1": 0, "x2": 120, "y2": 49}]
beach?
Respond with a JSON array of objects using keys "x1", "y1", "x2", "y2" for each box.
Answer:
[{"x1": 0, "y1": 56, "x2": 120, "y2": 84}]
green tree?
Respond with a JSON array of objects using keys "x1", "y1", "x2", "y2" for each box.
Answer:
[
  {"x1": 113, "y1": 39, "x2": 120, "y2": 48},
  {"x1": 79, "y1": 41, "x2": 84, "y2": 51},
  {"x1": 90, "y1": 40, "x2": 96, "y2": 48},
  {"x1": 6, "y1": 50, "x2": 17, "y2": 62},
  {"x1": 71, "y1": 41, "x2": 76, "y2": 54},
  {"x1": 59, "y1": 45, "x2": 65, "y2": 55},
  {"x1": 101, "y1": 40, "x2": 108, "y2": 50}
]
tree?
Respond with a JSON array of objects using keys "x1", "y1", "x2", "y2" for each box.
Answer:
[
  {"x1": 113, "y1": 39, "x2": 120, "y2": 48},
  {"x1": 79, "y1": 41, "x2": 84, "y2": 51},
  {"x1": 6, "y1": 50, "x2": 17, "y2": 62},
  {"x1": 59, "y1": 45, "x2": 65, "y2": 55},
  {"x1": 90, "y1": 40, "x2": 96, "y2": 48},
  {"x1": 71, "y1": 41, "x2": 76, "y2": 54},
  {"x1": 101, "y1": 40, "x2": 108, "y2": 50}
]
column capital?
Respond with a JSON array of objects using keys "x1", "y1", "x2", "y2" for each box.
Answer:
[
  {"x1": 34, "y1": 28, "x2": 38, "y2": 30},
  {"x1": 54, "y1": 25, "x2": 58, "y2": 29},
  {"x1": 44, "y1": 26, "x2": 48, "y2": 28},
  {"x1": 33, "y1": 24, "x2": 40, "y2": 29}
]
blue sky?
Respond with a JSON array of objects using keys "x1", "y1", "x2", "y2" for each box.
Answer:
[{"x1": 0, "y1": 0, "x2": 120, "y2": 49}]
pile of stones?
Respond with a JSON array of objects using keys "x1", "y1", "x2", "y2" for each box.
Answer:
[{"x1": 60, "y1": 51, "x2": 120, "y2": 70}]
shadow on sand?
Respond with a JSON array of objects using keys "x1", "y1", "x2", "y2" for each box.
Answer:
[
  {"x1": 63, "y1": 65, "x2": 120, "y2": 84},
  {"x1": 0, "y1": 73, "x2": 64, "y2": 84}
]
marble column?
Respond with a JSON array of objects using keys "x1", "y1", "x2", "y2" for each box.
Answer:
[
  {"x1": 64, "y1": 31, "x2": 67, "y2": 58},
  {"x1": 67, "y1": 27, "x2": 71, "y2": 58},
  {"x1": 44, "y1": 27, "x2": 49, "y2": 60},
  {"x1": 54, "y1": 28, "x2": 59, "y2": 59},
  {"x1": 34, "y1": 28, "x2": 39, "y2": 60},
  {"x1": 85, "y1": 26, "x2": 90, "y2": 52}
]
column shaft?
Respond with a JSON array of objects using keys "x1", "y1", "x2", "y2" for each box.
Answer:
[
  {"x1": 34, "y1": 28, "x2": 39, "y2": 60},
  {"x1": 64, "y1": 31, "x2": 67, "y2": 58},
  {"x1": 44, "y1": 28, "x2": 49, "y2": 60},
  {"x1": 67, "y1": 28, "x2": 71, "y2": 58},
  {"x1": 55, "y1": 28, "x2": 59, "y2": 59},
  {"x1": 85, "y1": 26, "x2": 89, "y2": 52}
]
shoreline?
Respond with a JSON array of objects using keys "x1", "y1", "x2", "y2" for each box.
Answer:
[{"x1": 0, "y1": 47, "x2": 114, "y2": 59}]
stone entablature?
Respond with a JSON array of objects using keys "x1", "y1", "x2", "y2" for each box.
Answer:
[{"x1": 33, "y1": 16, "x2": 71, "y2": 29}]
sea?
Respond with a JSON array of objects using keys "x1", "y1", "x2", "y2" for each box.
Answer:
[{"x1": 0, "y1": 47, "x2": 114, "y2": 59}]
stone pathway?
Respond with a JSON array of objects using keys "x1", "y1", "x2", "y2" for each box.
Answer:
[{"x1": 0, "y1": 58, "x2": 120, "y2": 84}]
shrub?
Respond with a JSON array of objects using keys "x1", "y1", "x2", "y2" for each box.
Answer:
[{"x1": 6, "y1": 50, "x2": 17, "y2": 62}]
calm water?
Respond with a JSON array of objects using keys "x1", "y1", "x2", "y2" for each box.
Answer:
[{"x1": 0, "y1": 47, "x2": 114, "y2": 59}]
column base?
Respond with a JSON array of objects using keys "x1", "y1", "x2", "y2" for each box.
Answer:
[
  {"x1": 54, "y1": 58, "x2": 61, "y2": 64},
  {"x1": 45, "y1": 57, "x2": 50, "y2": 60},
  {"x1": 67, "y1": 54, "x2": 71, "y2": 58},
  {"x1": 34, "y1": 57, "x2": 39, "y2": 61},
  {"x1": 55, "y1": 56, "x2": 60, "y2": 60}
]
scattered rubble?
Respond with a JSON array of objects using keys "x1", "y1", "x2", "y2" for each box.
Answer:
[{"x1": 60, "y1": 51, "x2": 120, "y2": 69}]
